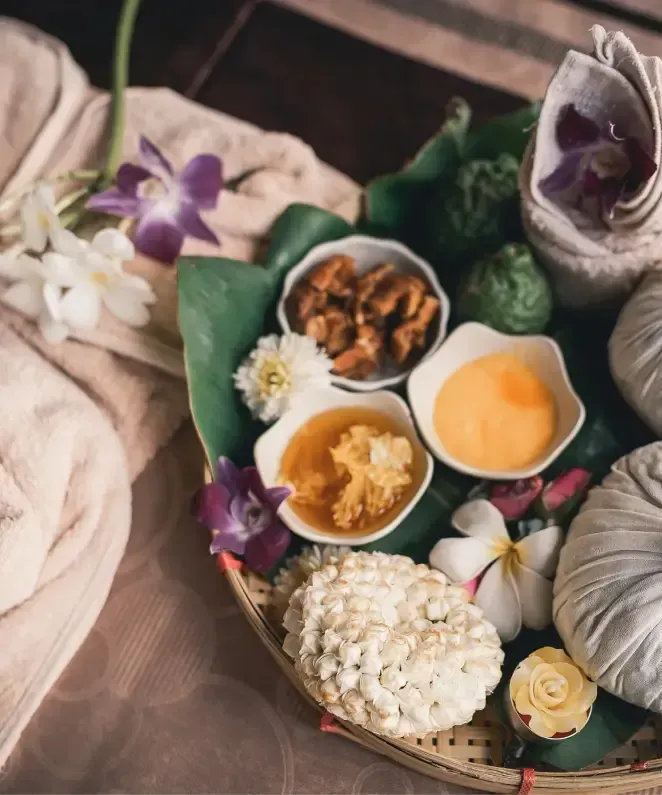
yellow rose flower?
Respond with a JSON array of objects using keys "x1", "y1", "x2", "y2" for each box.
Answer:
[{"x1": 509, "y1": 647, "x2": 598, "y2": 739}]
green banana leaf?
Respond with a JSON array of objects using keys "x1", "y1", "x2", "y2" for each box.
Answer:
[{"x1": 178, "y1": 203, "x2": 353, "y2": 469}]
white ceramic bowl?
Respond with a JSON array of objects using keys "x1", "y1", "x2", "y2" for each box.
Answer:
[
  {"x1": 253, "y1": 386, "x2": 433, "y2": 545},
  {"x1": 277, "y1": 235, "x2": 450, "y2": 391},
  {"x1": 407, "y1": 322, "x2": 586, "y2": 480}
]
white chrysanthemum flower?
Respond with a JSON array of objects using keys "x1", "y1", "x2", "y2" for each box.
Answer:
[
  {"x1": 234, "y1": 333, "x2": 332, "y2": 423},
  {"x1": 283, "y1": 551, "x2": 504, "y2": 738},
  {"x1": 272, "y1": 544, "x2": 352, "y2": 622}
]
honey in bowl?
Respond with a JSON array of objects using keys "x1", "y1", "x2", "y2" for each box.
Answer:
[
  {"x1": 278, "y1": 407, "x2": 425, "y2": 536},
  {"x1": 433, "y1": 352, "x2": 557, "y2": 472}
]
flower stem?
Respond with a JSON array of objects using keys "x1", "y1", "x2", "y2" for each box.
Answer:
[
  {"x1": 0, "y1": 170, "x2": 102, "y2": 218},
  {"x1": 103, "y1": 0, "x2": 143, "y2": 183}
]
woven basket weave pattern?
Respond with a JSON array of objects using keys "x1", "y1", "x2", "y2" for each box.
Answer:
[{"x1": 225, "y1": 564, "x2": 662, "y2": 794}]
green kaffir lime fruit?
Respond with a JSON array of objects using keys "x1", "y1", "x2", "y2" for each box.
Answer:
[
  {"x1": 429, "y1": 153, "x2": 521, "y2": 265},
  {"x1": 457, "y1": 243, "x2": 553, "y2": 334}
]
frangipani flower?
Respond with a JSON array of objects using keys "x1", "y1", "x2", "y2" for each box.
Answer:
[
  {"x1": 88, "y1": 136, "x2": 222, "y2": 263},
  {"x1": 0, "y1": 251, "x2": 75, "y2": 343},
  {"x1": 540, "y1": 103, "x2": 657, "y2": 219},
  {"x1": 429, "y1": 499, "x2": 563, "y2": 642},
  {"x1": 234, "y1": 333, "x2": 333, "y2": 424},
  {"x1": 509, "y1": 647, "x2": 597, "y2": 738},
  {"x1": 55, "y1": 228, "x2": 155, "y2": 329},
  {"x1": 193, "y1": 457, "x2": 292, "y2": 573}
]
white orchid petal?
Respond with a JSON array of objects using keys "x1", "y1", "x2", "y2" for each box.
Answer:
[
  {"x1": 0, "y1": 253, "x2": 38, "y2": 281},
  {"x1": 452, "y1": 499, "x2": 510, "y2": 547},
  {"x1": 475, "y1": 557, "x2": 521, "y2": 642},
  {"x1": 34, "y1": 183, "x2": 56, "y2": 209},
  {"x1": 50, "y1": 227, "x2": 86, "y2": 257},
  {"x1": 38, "y1": 313, "x2": 69, "y2": 344},
  {"x1": 20, "y1": 200, "x2": 49, "y2": 253},
  {"x1": 102, "y1": 288, "x2": 151, "y2": 327},
  {"x1": 121, "y1": 273, "x2": 157, "y2": 303},
  {"x1": 58, "y1": 283, "x2": 101, "y2": 329},
  {"x1": 2, "y1": 279, "x2": 44, "y2": 318},
  {"x1": 512, "y1": 561, "x2": 553, "y2": 631},
  {"x1": 42, "y1": 282, "x2": 63, "y2": 321},
  {"x1": 91, "y1": 228, "x2": 135, "y2": 261},
  {"x1": 41, "y1": 252, "x2": 83, "y2": 288},
  {"x1": 515, "y1": 525, "x2": 564, "y2": 578},
  {"x1": 429, "y1": 537, "x2": 499, "y2": 584}
]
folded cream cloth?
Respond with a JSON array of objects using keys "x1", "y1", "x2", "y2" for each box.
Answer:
[
  {"x1": 0, "y1": 17, "x2": 360, "y2": 769},
  {"x1": 520, "y1": 25, "x2": 662, "y2": 308}
]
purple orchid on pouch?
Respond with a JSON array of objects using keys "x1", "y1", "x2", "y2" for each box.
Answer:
[
  {"x1": 193, "y1": 456, "x2": 292, "y2": 573},
  {"x1": 88, "y1": 136, "x2": 223, "y2": 263},
  {"x1": 540, "y1": 103, "x2": 657, "y2": 218}
]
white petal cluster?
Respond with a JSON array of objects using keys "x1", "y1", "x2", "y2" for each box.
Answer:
[
  {"x1": 234, "y1": 333, "x2": 332, "y2": 424},
  {"x1": 272, "y1": 544, "x2": 352, "y2": 622},
  {"x1": 283, "y1": 551, "x2": 504, "y2": 738},
  {"x1": 0, "y1": 185, "x2": 155, "y2": 343}
]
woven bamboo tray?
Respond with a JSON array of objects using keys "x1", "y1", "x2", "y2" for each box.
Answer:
[{"x1": 218, "y1": 553, "x2": 662, "y2": 795}]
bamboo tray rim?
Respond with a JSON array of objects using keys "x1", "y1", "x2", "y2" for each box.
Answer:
[{"x1": 220, "y1": 555, "x2": 662, "y2": 795}]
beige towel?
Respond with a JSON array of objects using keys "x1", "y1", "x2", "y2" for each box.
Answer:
[
  {"x1": 0, "y1": 17, "x2": 360, "y2": 769},
  {"x1": 520, "y1": 25, "x2": 662, "y2": 308}
]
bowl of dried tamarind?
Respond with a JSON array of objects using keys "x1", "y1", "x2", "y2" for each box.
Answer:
[{"x1": 278, "y1": 235, "x2": 450, "y2": 391}]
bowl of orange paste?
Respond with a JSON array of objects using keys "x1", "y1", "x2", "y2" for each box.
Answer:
[{"x1": 407, "y1": 322, "x2": 585, "y2": 480}]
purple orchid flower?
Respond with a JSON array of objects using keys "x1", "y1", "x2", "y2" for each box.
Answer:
[
  {"x1": 88, "y1": 136, "x2": 223, "y2": 263},
  {"x1": 540, "y1": 103, "x2": 657, "y2": 219},
  {"x1": 193, "y1": 457, "x2": 292, "y2": 574}
]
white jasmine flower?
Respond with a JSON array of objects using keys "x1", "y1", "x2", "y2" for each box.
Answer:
[
  {"x1": 429, "y1": 499, "x2": 564, "y2": 643},
  {"x1": 0, "y1": 251, "x2": 76, "y2": 343},
  {"x1": 234, "y1": 333, "x2": 332, "y2": 423},
  {"x1": 55, "y1": 228, "x2": 156, "y2": 330}
]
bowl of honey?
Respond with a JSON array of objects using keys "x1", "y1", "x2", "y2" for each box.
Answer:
[
  {"x1": 407, "y1": 322, "x2": 585, "y2": 480},
  {"x1": 254, "y1": 386, "x2": 433, "y2": 545}
]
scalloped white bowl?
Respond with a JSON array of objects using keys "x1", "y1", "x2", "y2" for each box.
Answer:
[
  {"x1": 277, "y1": 235, "x2": 450, "y2": 392},
  {"x1": 254, "y1": 386, "x2": 433, "y2": 545},
  {"x1": 407, "y1": 322, "x2": 586, "y2": 480}
]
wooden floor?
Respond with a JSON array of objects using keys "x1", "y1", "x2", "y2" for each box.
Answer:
[{"x1": 2, "y1": 0, "x2": 528, "y2": 183}]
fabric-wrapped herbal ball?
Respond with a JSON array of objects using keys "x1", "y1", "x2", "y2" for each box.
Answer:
[
  {"x1": 430, "y1": 153, "x2": 520, "y2": 264},
  {"x1": 554, "y1": 442, "x2": 662, "y2": 712},
  {"x1": 283, "y1": 551, "x2": 504, "y2": 738},
  {"x1": 457, "y1": 243, "x2": 553, "y2": 334},
  {"x1": 609, "y1": 271, "x2": 662, "y2": 437}
]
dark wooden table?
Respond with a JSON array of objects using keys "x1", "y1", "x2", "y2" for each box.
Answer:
[{"x1": 3, "y1": 0, "x2": 527, "y2": 183}]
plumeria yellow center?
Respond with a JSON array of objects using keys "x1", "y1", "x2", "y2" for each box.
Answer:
[
  {"x1": 491, "y1": 536, "x2": 516, "y2": 560},
  {"x1": 38, "y1": 210, "x2": 51, "y2": 229},
  {"x1": 257, "y1": 356, "x2": 292, "y2": 398}
]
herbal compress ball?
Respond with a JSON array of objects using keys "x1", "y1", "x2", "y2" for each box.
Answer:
[
  {"x1": 554, "y1": 442, "x2": 662, "y2": 712},
  {"x1": 610, "y1": 271, "x2": 662, "y2": 437},
  {"x1": 283, "y1": 551, "x2": 504, "y2": 738}
]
